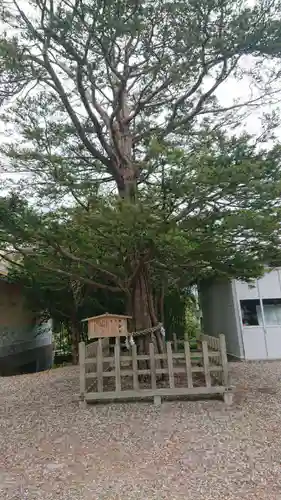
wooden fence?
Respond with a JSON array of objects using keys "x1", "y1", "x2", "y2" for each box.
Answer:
[{"x1": 79, "y1": 333, "x2": 232, "y2": 406}]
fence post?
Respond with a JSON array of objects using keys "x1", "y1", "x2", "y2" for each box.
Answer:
[
  {"x1": 132, "y1": 344, "x2": 139, "y2": 390},
  {"x1": 97, "y1": 338, "x2": 103, "y2": 393},
  {"x1": 184, "y1": 341, "x2": 193, "y2": 388},
  {"x1": 149, "y1": 342, "x2": 156, "y2": 389},
  {"x1": 219, "y1": 334, "x2": 229, "y2": 387},
  {"x1": 167, "y1": 342, "x2": 175, "y2": 388},
  {"x1": 79, "y1": 342, "x2": 86, "y2": 401},
  {"x1": 202, "y1": 341, "x2": 211, "y2": 388},
  {"x1": 115, "y1": 337, "x2": 121, "y2": 393}
]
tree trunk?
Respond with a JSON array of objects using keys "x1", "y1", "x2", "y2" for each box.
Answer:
[
  {"x1": 131, "y1": 268, "x2": 164, "y2": 356},
  {"x1": 160, "y1": 283, "x2": 165, "y2": 324},
  {"x1": 112, "y1": 90, "x2": 164, "y2": 355},
  {"x1": 69, "y1": 318, "x2": 81, "y2": 365}
]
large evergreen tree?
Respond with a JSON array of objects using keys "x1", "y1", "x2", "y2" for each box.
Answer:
[{"x1": 1, "y1": 0, "x2": 281, "y2": 350}]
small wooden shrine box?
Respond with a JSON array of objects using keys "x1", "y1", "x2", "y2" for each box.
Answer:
[{"x1": 82, "y1": 313, "x2": 132, "y2": 339}]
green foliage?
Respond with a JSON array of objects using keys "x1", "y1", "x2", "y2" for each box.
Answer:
[
  {"x1": 5, "y1": 250, "x2": 125, "y2": 329},
  {"x1": 3, "y1": 133, "x2": 281, "y2": 296},
  {"x1": 1, "y1": 0, "x2": 281, "y2": 348},
  {"x1": 164, "y1": 288, "x2": 189, "y2": 340},
  {"x1": 185, "y1": 301, "x2": 200, "y2": 341}
]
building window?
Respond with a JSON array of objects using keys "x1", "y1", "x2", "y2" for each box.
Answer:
[
  {"x1": 262, "y1": 299, "x2": 281, "y2": 326},
  {"x1": 240, "y1": 299, "x2": 262, "y2": 326}
]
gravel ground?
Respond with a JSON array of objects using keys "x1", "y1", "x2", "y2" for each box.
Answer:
[{"x1": 1, "y1": 362, "x2": 281, "y2": 500}]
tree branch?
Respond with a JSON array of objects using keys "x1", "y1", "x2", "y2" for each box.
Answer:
[
  {"x1": 75, "y1": 64, "x2": 113, "y2": 159},
  {"x1": 52, "y1": 244, "x2": 127, "y2": 291},
  {"x1": 41, "y1": 51, "x2": 112, "y2": 167}
]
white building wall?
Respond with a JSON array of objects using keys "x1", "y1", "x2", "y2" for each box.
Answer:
[
  {"x1": 234, "y1": 268, "x2": 281, "y2": 360},
  {"x1": 235, "y1": 280, "x2": 259, "y2": 300},
  {"x1": 200, "y1": 268, "x2": 281, "y2": 361}
]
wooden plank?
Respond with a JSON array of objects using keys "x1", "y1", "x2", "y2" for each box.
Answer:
[
  {"x1": 79, "y1": 342, "x2": 86, "y2": 398},
  {"x1": 154, "y1": 353, "x2": 167, "y2": 360},
  {"x1": 85, "y1": 385, "x2": 226, "y2": 402},
  {"x1": 168, "y1": 352, "x2": 184, "y2": 360},
  {"x1": 84, "y1": 352, "x2": 222, "y2": 364},
  {"x1": 202, "y1": 341, "x2": 211, "y2": 388},
  {"x1": 85, "y1": 358, "x2": 98, "y2": 365},
  {"x1": 155, "y1": 351, "x2": 221, "y2": 361},
  {"x1": 149, "y1": 342, "x2": 157, "y2": 389},
  {"x1": 166, "y1": 342, "x2": 175, "y2": 388},
  {"x1": 114, "y1": 338, "x2": 121, "y2": 392},
  {"x1": 97, "y1": 338, "x2": 103, "y2": 392},
  {"x1": 136, "y1": 355, "x2": 150, "y2": 361},
  {"x1": 132, "y1": 344, "x2": 139, "y2": 390},
  {"x1": 193, "y1": 366, "x2": 222, "y2": 373},
  {"x1": 85, "y1": 365, "x2": 223, "y2": 380},
  {"x1": 86, "y1": 369, "x2": 152, "y2": 379},
  {"x1": 219, "y1": 334, "x2": 229, "y2": 386},
  {"x1": 86, "y1": 372, "x2": 112, "y2": 379},
  {"x1": 184, "y1": 341, "x2": 193, "y2": 388},
  {"x1": 173, "y1": 332, "x2": 178, "y2": 352}
]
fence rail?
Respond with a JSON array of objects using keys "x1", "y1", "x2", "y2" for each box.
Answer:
[{"x1": 79, "y1": 333, "x2": 232, "y2": 406}]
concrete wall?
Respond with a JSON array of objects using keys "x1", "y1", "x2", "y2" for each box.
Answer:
[
  {"x1": 0, "y1": 280, "x2": 36, "y2": 346},
  {"x1": 0, "y1": 279, "x2": 53, "y2": 374},
  {"x1": 0, "y1": 344, "x2": 54, "y2": 376},
  {"x1": 200, "y1": 280, "x2": 243, "y2": 358}
]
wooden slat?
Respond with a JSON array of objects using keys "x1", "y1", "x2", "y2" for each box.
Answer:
[
  {"x1": 202, "y1": 341, "x2": 211, "y2": 388},
  {"x1": 136, "y1": 355, "x2": 150, "y2": 361},
  {"x1": 207, "y1": 351, "x2": 221, "y2": 358},
  {"x1": 79, "y1": 342, "x2": 86, "y2": 398},
  {"x1": 184, "y1": 341, "x2": 193, "y2": 388},
  {"x1": 85, "y1": 358, "x2": 98, "y2": 364},
  {"x1": 149, "y1": 342, "x2": 156, "y2": 389},
  {"x1": 194, "y1": 366, "x2": 222, "y2": 373},
  {"x1": 84, "y1": 353, "x2": 149, "y2": 362},
  {"x1": 97, "y1": 338, "x2": 103, "y2": 392},
  {"x1": 132, "y1": 344, "x2": 139, "y2": 390},
  {"x1": 166, "y1": 342, "x2": 175, "y2": 388},
  {"x1": 85, "y1": 386, "x2": 226, "y2": 402},
  {"x1": 84, "y1": 352, "x2": 222, "y2": 365},
  {"x1": 85, "y1": 365, "x2": 223, "y2": 380},
  {"x1": 219, "y1": 334, "x2": 229, "y2": 386},
  {"x1": 114, "y1": 338, "x2": 121, "y2": 392},
  {"x1": 86, "y1": 369, "x2": 151, "y2": 379},
  {"x1": 173, "y1": 332, "x2": 178, "y2": 352},
  {"x1": 85, "y1": 354, "x2": 151, "y2": 364}
]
